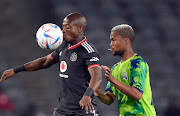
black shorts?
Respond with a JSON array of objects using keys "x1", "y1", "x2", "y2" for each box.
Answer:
[{"x1": 52, "y1": 108, "x2": 98, "y2": 116}]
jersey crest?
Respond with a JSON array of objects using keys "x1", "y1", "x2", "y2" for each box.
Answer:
[
  {"x1": 122, "y1": 71, "x2": 128, "y2": 80},
  {"x1": 70, "y1": 52, "x2": 77, "y2": 62}
]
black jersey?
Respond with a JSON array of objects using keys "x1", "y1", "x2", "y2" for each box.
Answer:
[{"x1": 51, "y1": 37, "x2": 100, "y2": 115}]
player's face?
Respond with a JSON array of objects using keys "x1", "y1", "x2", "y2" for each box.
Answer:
[
  {"x1": 110, "y1": 31, "x2": 127, "y2": 56},
  {"x1": 62, "y1": 17, "x2": 79, "y2": 43}
]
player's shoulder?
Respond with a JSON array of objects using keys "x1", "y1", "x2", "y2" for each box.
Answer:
[
  {"x1": 130, "y1": 54, "x2": 148, "y2": 68},
  {"x1": 56, "y1": 41, "x2": 68, "y2": 51},
  {"x1": 81, "y1": 40, "x2": 98, "y2": 54},
  {"x1": 111, "y1": 63, "x2": 119, "y2": 71}
]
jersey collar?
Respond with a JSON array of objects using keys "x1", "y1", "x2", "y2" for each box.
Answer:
[{"x1": 68, "y1": 37, "x2": 87, "y2": 50}]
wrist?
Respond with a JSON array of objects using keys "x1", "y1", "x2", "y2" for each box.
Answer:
[
  {"x1": 84, "y1": 88, "x2": 94, "y2": 98},
  {"x1": 109, "y1": 76, "x2": 115, "y2": 83},
  {"x1": 13, "y1": 65, "x2": 26, "y2": 74}
]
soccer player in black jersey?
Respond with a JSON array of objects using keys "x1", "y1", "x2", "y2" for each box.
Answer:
[{"x1": 0, "y1": 13, "x2": 102, "y2": 116}]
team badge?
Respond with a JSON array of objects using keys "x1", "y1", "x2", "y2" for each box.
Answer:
[
  {"x1": 122, "y1": 71, "x2": 128, "y2": 80},
  {"x1": 90, "y1": 57, "x2": 99, "y2": 62},
  {"x1": 70, "y1": 52, "x2": 77, "y2": 62},
  {"x1": 60, "y1": 61, "x2": 67, "y2": 72}
]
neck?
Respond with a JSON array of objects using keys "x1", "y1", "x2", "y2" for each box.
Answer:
[
  {"x1": 70, "y1": 35, "x2": 84, "y2": 46},
  {"x1": 121, "y1": 48, "x2": 135, "y2": 62}
]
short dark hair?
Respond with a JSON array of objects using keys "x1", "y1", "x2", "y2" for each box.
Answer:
[
  {"x1": 111, "y1": 24, "x2": 135, "y2": 42},
  {"x1": 66, "y1": 12, "x2": 87, "y2": 27}
]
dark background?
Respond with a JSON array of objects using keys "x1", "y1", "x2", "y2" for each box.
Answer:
[{"x1": 0, "y1": 0, "x2": 180, "y2": 116}]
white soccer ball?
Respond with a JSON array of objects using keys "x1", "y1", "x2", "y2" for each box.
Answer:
[{"x1": 36, "y1": 23, "x2": 63, "y2": 50}]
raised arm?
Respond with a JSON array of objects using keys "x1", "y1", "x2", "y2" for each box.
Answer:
[
  {"x1": 0, "y1": 54, "x2": 55, "y2": 82},
  {"x1": 102, "y1": 65, "x2": 142, "y2": 101},
  {"x1": 24, "y1": 54, "x2": 54, "y2": 71}
]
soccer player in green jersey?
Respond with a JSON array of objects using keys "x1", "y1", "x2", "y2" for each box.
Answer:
[{"x1": 95, "y1": 24, "x2": 157, "y2": 116}]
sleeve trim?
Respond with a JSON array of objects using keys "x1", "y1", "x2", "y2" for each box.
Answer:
[
  {"x1": 134, "y1": 87, "x2": 144, "y2": 94},
  {"x1": 105, "y1": 88, "x2": 113, "y2": 93},
  {"x1": 50, "y1": 53, "x2": 54, "y2": 59},
  {"x1": 87, "y1": 64, "x2": 101, "y2": 69}
]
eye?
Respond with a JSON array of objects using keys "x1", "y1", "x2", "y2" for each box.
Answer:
[
  {"x1": 62, "y1": 25, "x2": 70, "y2": 30},
  {"x1": 111, "y1": 38, "x2": 115, "y2": 41}
]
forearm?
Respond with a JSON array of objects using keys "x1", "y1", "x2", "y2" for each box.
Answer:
[
  {"x1": 24, "y1": 55, "x2": 54, "y2": 71},
  {"x1": 24, "y1": 57, "x2": 46, "y2": 71},
  {"x1": 110, "y1": 78, "x2": 142, "y2": 101},
  {"x1": 97, "y1": 92, "x2": 114, "y2": 105},
  {"x1": 89, "y1": 75, "x2": 102, "y2": 91},
  {"x1": 88, "y1": 66, "x2": 102, "y2": 91}
]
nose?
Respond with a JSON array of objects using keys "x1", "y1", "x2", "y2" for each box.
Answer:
[
  {"x1": 62, "y1": 28, "x2": 65, "y2": 33},
  {"x1": 110, "y1": 41, "x2": 113, "y2": 47}
]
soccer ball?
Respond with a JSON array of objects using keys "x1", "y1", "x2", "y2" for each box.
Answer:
[{"x1": 36, "y1": 23, "x2": 63, "y2": 50}]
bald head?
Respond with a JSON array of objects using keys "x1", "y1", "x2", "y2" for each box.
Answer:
[{"x1": 64, "y1": 12, "x2": 87, "y2": 27}]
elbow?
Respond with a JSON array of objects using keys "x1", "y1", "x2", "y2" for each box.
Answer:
[
  {"x1": 134, "y1": 93, "x2": 143, "y2": 101},
  {"x1": 132, "y1": 87, "x2": 143, "y2": 101}
]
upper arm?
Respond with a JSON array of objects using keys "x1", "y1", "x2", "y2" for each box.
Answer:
[
  {"x1": 88, "y1": 66, "x2": 102, "y2": 80},
  {"x1": 88, "y1": 66, "x2": 102, "y2": 91},
  {"x1": 84, "y1": 50, "x2": 102, "y2": 90}
]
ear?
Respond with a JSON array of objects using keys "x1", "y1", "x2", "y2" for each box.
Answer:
[
  {"x1": 124, "y1": 38, "x2": 131, "y2": 44},
  {"x1": 78, "y1": 26, "x2": 84, "y2": 33},
  {"x1": 124, "y1": 38, "x2": 130, "y2": 44}
]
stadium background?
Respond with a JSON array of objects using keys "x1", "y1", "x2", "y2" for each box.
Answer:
[{"x1": 0, "y1": 0, "x2": 180, "y2": 116}]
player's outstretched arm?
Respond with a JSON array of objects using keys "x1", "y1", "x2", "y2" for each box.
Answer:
[
  {"x1": 101, "y1": 65, "x2": 142, "y2": 101},
  {"x1": 23, "y1": 54, "x2": 54, "y2": 71},
  {"x1": 95, "y1": 87, "x2": 115, "y2": 105},
  {"x1": 0, "y1": 54, "x2": 54, "y2": 82},
  {"x1": 79, "y1": 66, "x2": 102, "y2": 114}
]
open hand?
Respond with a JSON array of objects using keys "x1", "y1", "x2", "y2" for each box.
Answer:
[
  {"x1": 79, "y1": 96, "x2": 94, "y2": 114},
  {"x1": 0, "y1": 69, "x2": 15, "y2": 82},
  {"x1": 101, "y1": 65, "x2": 114, "y2": 82}
]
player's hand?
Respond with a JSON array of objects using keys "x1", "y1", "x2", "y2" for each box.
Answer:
[
  {"x1": 94, "y1": 86, "x2": 102, "y2": 97},
  {"x1": 79, "y1": 96, "x2": 94, "y2": 114},
  {"x1": 0, "y1": 69, "x2": 15, "y2": 82},
  {"x1": 101, "y1": 65, "x2": 114, "y2": 82}
]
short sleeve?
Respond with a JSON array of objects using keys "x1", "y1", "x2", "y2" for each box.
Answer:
[
  {"x1": 51, "y1": 41, "x2": 66, "y2": 63},
  {"x1": 51, "y1": 49, "x2": 59, "y2": 63},
  {"x1": 130, "y1": 60, "x2": 148, "y2": 93},
  {"x1": 105, "y1": 81, "x2": 118, "y2": 97},
  {"x1": 84, "y1": 52, "x2": 101, "y2": 69}
]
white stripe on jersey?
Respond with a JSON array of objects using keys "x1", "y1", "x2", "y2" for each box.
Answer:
[
  {"x1": 82, "y1": 43, "x2": 91, "y2": 53},
  {"x1": 84, "y1": 41, "x2": 94, "y2": 52},
  {"x1": 82, "y1": 41, "x2": 94, "y2": 53}
]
